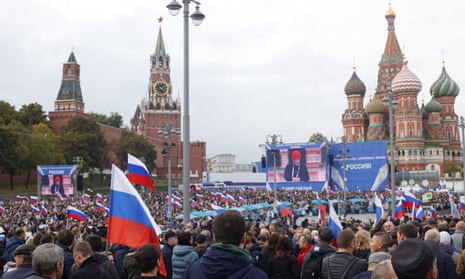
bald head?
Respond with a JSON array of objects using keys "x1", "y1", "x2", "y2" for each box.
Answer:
[
  {"x1": 424, "y1": 228, "x2": 440, "y2": 243},
  {"x1": 456, "y1": 221, "x2": 465, "y2": 231}
]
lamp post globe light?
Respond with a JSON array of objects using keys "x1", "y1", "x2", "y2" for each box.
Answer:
[
  {"x1": 266, "y1": 134, "x2": 283, "y2": 209},
  {"x1": 167, "y1": 0, "x2": 205, "y2": 225},
  {"x1": 382, "y1": 90, "x2": 399, "y2": 216},
  {"x1": 158, "y1": 123, "x2": 180, "y2": 227}
]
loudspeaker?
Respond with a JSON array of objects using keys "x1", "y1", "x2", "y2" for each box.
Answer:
[
  {"x1": 77, "y1": 174, "x2": 84, "y2": 191},
  {"x1": 261, "y1": 155, "x2": 266, "y2": 168},
  {"x1": 329, "y1": 154, "x2": 334, "y2": 166}
]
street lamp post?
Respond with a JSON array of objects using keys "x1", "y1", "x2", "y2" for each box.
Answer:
[
  {"x1": 167, "y1": 0, "x2": 205, "y2": 225},
  {"x1": 266, "y1": 134, "x2": 283, "y2": 208},
  {"x1": 336, "y1": 136, "x2": 351, "y2": 217},
  {"x1": 158, "y1": 123, "x2": 180, "y2": 227},
  {"x1": 459, "y1": 116, "x2": 465, "y2": 189},
  {"x1": 383, "y1": 90, "x2": 399, "y2": 216}
]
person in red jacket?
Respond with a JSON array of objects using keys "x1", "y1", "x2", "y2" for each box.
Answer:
[{"x1": 297, "y1": 233, "x2": 313, "y2": 270}]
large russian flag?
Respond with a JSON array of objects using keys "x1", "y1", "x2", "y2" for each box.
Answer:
[
  {"x1": 108, "y1": 164, "x2": 166, "y2": 276},
  {"x1": 67, "y1": 206, "x2": 88, "y2": 222},
  {"x1": 127, "y1": 154, "x2": 154, "y2": 192}
]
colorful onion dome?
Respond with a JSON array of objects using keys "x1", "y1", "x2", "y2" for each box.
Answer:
[
  {"x1": 424, "y1": 97, "x2": 442, "y2": 113},
  {"x1": 391, "y1": 62, "x2": 422, "y2": 94},
  {"x1": 430, "y1": 66, "x2": 460, "y2": 97},
  {"x1": 365, "y1": 96, "x2": 386, "y2": 114},
  {"x1": 344, "y1": 70, "x2": 366, "y2": 96}
]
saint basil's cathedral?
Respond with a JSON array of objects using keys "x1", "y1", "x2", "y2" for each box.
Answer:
[{"x1": 342, "y1": 5, "x2": 463, "y2": 179}]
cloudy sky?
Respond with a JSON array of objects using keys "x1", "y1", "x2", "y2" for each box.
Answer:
[{"x1": 2, "y1": 0, "x2": 465, "y2": 164}]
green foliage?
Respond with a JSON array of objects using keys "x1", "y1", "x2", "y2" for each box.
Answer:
[
  {"x1": 444, "y1": 160, "x2": 462, "y2": 175},
  {"x1": 308, "y1": 132, "x2": 328, "y2": 143},
  {"x1": 90, "y1": 112, "x2": 123, "y2": 128},
  {"x1": 116, "y1": 130, "x2": 157, "y2": 171},
  {"x1": 18, "y1": 103, "x2": 48, "y2": 127},
  {"x1": 58, "y1": 116, "x2": 107, "y2": 171},
  {"x1": 0, "y1": 101, "x2": 18, "y2": 125}
]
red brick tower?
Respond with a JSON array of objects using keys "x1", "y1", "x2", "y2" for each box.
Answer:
[{"x1": 49, "y1": 52, "x2": 89, "y2": 134}]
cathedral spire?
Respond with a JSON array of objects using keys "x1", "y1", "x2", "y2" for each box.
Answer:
[{"x1": 376, "y1": 4, "x2": 403, "y2": 100}]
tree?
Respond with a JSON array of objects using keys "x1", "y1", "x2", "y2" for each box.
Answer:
[
  {"x1": 0, "y1": 101, "x2": 18, "y2": 125},
  {"x1": 0, "y1": 124, "x2": 20, "y2": 189},
  {"x1": 308, "y1": 132, "x2": 328, "y2": 143},
  {"x1": 444, "y1": 160, "x2": 462, "y2": 177},
  {"x1": 18, "y1": 103, "x2": 48, "y2": 127},
  {"x1": 115, "y1": 130, "x2": 156, "y2": 171},
  {"x1": 90, "y1": 112, "x2": 123, "y2": 128},
  {"x1": 58, "y1": 116, "x2": 106, "y2": 171}
]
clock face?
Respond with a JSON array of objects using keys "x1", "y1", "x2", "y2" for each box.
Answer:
[{"x1": 153, "y1": 81, "x2": 169, "y2": 96}]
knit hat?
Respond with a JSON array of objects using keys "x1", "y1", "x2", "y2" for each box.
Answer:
[{"x1": 368, "y1": 252, "x2": 391, "y2": 264}]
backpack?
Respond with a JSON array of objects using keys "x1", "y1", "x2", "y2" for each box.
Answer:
[{"x1": 301, "y1": 246, "x2": 335, "y2": 279}]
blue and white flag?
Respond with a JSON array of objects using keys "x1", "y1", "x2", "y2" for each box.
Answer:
[
  {"x1": 329, "y1": 205, "x2": 343, "y2": 238},
  {"x1": 374, "y1": 192, "x2": 384, "y2": 223}
]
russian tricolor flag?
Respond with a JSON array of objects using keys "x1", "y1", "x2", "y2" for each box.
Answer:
[
  {"x1": 31, "y1": 205, "x2": 40, "y2": 215},
  {"x1": 403, "y1": 191, "x2": 420, "y2": 209},
  {"x1": 127, "y1": 154, "x2": 154, "y2": 192},
  {"x1": 40, "y1": 205, "x2": 48, "y2": 215},
  {"x1": 108, "y1": 164, "x2": 166, "y2": 276},
  {"x1": 328, "y1": 205, "x2": 343, "y2": 238},
  {"x1": 0, "y1": 206, "x2": 4, "y2": 213},
  {"x1": 415, "y1": 206, "x2": 425, "y2": 220},
  {"x1": 67, "y1": 206, "x2": 88, "y2": 222},
  {"x1": 17, "y1": 195, "x2": 29, "y2": 202},
  {"x1": 431, "y1": 206, "x2": 437, "y2": 218},
  {"x1": 460, "y1": 202, "x2": 465, "y2": 211},
  {"x1": 395, "y1": 201, "x2": 405, "y2": 219},
  {"x1": 238, "y1": 196, "x2": 247, "y2": 205},
  {"x1": 30, "y1": 196, "x2": 39, "y2": 203},
  {"x1": 96, "y1": 193, "x2": 103, "y2": 202}
]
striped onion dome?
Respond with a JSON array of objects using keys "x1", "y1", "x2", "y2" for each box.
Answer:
[
  {"x1": 391, "y1": 62, "x2": 422, "y2": 94},
  {"x1": 430, "y1": 66, "x2": 460, "y2": 97}
]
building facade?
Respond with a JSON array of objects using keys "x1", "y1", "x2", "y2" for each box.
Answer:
[{"x1": 342, "y1": 5, "x2": 463, "y2": 180}]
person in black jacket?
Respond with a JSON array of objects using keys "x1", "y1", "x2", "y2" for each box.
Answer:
[
  {"x1": 71, "y1": 241, "x2": 111, "y2": 279},
  {"x1": 162, "y1": 230, "x2": 177, "y2": 279},
  {"x1": 83, "y1": 235, "x2": 119, "y2": 278},
  {"x1": 321, "y1": 229, "x2": 368, "y2": 279},
  {"x1": 301, "y1": 227, "x2": 337, "y2": 279}
]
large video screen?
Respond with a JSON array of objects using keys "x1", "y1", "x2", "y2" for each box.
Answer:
[
  {"x1": 37, "y1": 165, "x2": 77, "y2": 195},
  {"x1": 265, "y1": 142, "x2": 327, "y2": 190},
  {"x1": 329, "y1": 141, "x2": 388, "y2": 192}
]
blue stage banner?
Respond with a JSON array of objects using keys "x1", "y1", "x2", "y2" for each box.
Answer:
[
  {"x1": 329, "y1": 141, "x2": 388, "y2": 192},
  {"x1": 37, "y1": 165, "x2": 78, "y2": 195}
]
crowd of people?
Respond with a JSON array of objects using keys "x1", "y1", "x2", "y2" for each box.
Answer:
[{"x1": 0, "y1": 187, "x2": 463, "y2": 278}]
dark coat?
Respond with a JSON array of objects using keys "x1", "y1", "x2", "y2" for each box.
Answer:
[
  {"x1": 258, "y1": 247, "x2": 274, "y2": 276},
  {"x1": 182, "y1": 246, "x2": 268, "y2": 279},
  {"x1": 162, "y1": 244, "x2": 174, "y2": 279},
  {"x1": 284, "y1": 163, "x2": 309, "y2": 182},
  {"x1": 5, "y1": 236, "x2": 25, "y2": 262},
  {"x1": 93, "y1": 252, "x2": 120, "y2": 279},
  {"x1": 56, "y1": 242, "x2": 74, "y2": 279},
  {"x1": 70, "y1": 256, "x2": 112, "y2": 279},
  {"x1": 112, "y1": 245, "x2": 130, "y2": 279},
  {"x1": 300, "y1": 242, "x2": 336, "y2": 279},
  {"x1": 437, "y1": 250, "x2": 457, "y2": 279},
  {"x1": 3, "y1": 264, "x2": 36, "y2": 279},
  {"x1": 269, "y1": 253, "x2": 300, "y2": 279},
  {"x1": 321, "y1": 251, "x2": 368, "y2": 279}
]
